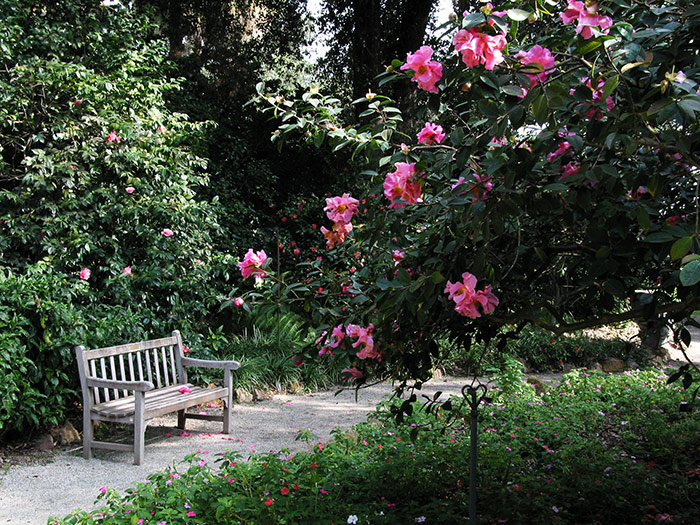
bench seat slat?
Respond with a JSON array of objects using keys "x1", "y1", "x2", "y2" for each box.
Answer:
[{"x1": 92, "y1": 384, "x2": 227, "y2": 420}]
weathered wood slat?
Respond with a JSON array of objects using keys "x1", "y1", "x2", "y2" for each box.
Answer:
[
  {"x1": 168, "y1": 346, "x2": 177, "y2": 385},
  {"x1": 90, "y1": 360, "x2": 100, "y2": 404},
  {"x1": 99, "y1": 358, "x2": 109, "y2": 402},
  {"x1": 145, "y1": 350, "x2": 153, "y2": 385},
  {"x1": 81, "y1": 336, "x2": 178, "y2": 360},
  {"x1": 90, "y1": 441, "x2": 133, "y2": 452},
  {"x1": 181, "y1": 357, "x2": 240, "y2": 370},
  {"x1": 152, "y1": 348, "x2": 162, "y2": 389},
  {"x1": 136, "y1": 351, "x2": 144, "y2": 381},
  {"x1": 119, "y1": 354, "x2": 128, "y2": 398}
]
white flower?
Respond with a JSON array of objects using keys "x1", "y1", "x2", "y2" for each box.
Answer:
[
  {"x1": 415, "y1": 518, "x2": 427, "y2": 523},
  {"x1": 347, "y1": 516, "x2": 358, "y2": 525}
]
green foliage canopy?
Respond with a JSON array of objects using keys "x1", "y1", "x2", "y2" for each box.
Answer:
[{"x1": 248, "y1": 0, "x2": 700, "y2": 387}]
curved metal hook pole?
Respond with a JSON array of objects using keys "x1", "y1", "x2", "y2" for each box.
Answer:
[{"x1": 461, "y1": 379, "x2": 489, "y2": 524}]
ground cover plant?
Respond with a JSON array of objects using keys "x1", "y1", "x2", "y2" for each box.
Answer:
[{"x1": 55, "y1": 367, "x2": 700, "y2": 524}]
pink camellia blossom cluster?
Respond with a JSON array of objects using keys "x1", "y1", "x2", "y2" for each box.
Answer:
[
  {"x1": 547, "y1": 141, "x2": 572, "y2": 162},
  {"x1": 106, "y1": 131, "x2": 122, "y2": 143},
  {"x1": 383, "y1": 162, "x2": 423, "y2": 209},
  {"x1": 451, "y1": 173, "x2": 493, "y2": 200},
  {"x1": 400, "y1": 46, "x2": 443, "y2": 93},
  {"x1": 161, "y1": 228, "x2": 174, "y2": 237},
  {"x1": 515, "y1": 45, "x2": 556, "y2": 88},
  {"x1": 321, "y1": 222, "x2": 353, "y2": 248},
  {"x1": 453, "y1": 27, "x2": 506, "y2": 70},
  {"x1": 318, "y1": 324, "x2": 345, "y2": 356},
  {"x1": 560, "y1": 162, "x2": 580, "y2": 180},
  {"x1": 417, "y1": 122, "x2": 445, "y2": 145},
  {"x1": 444, "y1": 272, "x2": 499, "y2": 319},
  {"x1": 238, "y1": 249, "x2": 268, "y2": 279},
  {"x1": 571, "y1": 77, "x2": 616, "y2": 120},
  {"x1": 317, "y1": 323, "x2": 379, "y2": 360},
  {"x1": 560, "y1": 0, "x2": 613, "y2": 39},
  {"x1": 79, "y1": 268, "x2": 91, "y2": 281},
  {"x1": 324, "y1": 193, "x2": 359, "y2": 225},
  {"x1": 321, "y1": 193, "x2": 359, "y2": 248}
]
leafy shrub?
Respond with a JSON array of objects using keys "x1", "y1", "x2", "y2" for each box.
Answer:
[
  {"x1": 56, "y1": 368, "x2": 700, "y2": 524},
  {"x1": 185, "y1": 312, "x2": 346, "y2": 393},
  {"x1": 440, "y1": 324, "x2": 646, "y2": 374}
]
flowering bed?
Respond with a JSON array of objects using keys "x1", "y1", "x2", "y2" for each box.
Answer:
[{"x1": 55, "y1": 367, "x2": 700, "y2": 524}]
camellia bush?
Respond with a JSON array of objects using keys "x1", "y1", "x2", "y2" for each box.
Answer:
[{"x1": 238, "y1": 0, "x2": 700, "y2": 390}]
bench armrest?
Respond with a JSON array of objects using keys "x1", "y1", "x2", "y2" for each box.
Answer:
[
  {"x1": 86, "y1": 376, "x2": 155, "y2": 392},
  {"x1": 181, "y1": 357, "x2": 240, "y2": 370}
]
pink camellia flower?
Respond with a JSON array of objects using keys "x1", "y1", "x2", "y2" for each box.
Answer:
[
  {"x1": 546, "y1": 141, "x2": 572, "y2": 162},
  {"x1": 342, "y1": 367, "x2": 364, "y2": 379},
  {"x1": 345, "y1": 324, "x2": 379, "y2": 360},
  {"x1": 560, "y1": 162, "x2": 580, "y2": 180},
  {"x1": 179, "y1": 386, "x2": 192, "y2": 394},
  {"x1": 329, "y1": 323, "x2": 345, "y2": 348},
  {"x1": 106, "y1": 131, "x2": 122, "y2": 143},
  {"x1": 453, "y1": 28, "x2": 507, "y2": 70},
  {"x1": 560, "y1": 1, "x2": 613, "y2": 40},
  {"x1": 383, "y1": 162, "x2": 423, "y2": 209},
  {"x1": 324, "y1": 193, "x2": 360, "y2": 225},
  {"x1": 666, "y1": 216, "x2": 680, "y2": 226},
  {"x1": 400, "y1": 46, "x2": 443, "y2": 93},
  {"x1": 321, "y1": 222, "x2": 353, "y2": 248},
  {"x1": 576, "y1": 77, "x2": 616, "y2": 119},
  {"x1": 238, "y1": 249, "x2": 268, "y2": 279},
  {"x1": 233, "y1": 297, "x2": 245, "y2": 307},
  {"x1": 186, "y1": 512, "x2": 196, "y2": 517},
  {"x1": 99, "y1": 486, "x2": 107, "y2": 494},
  {"x1": 161, "y1": 228, "x2": 174, "y2": 237},
  {"x1": 515, "y1": 45, "x2": 556, "y2": 88},
  {"x1": 80, "y1": 268, "x2": 91, "y2": 281},
  {"x1": 392, "y1": 250, "x2": 405, "y2": 264},
  {"x1": 444, "y1": 272, "x2": 499, "y2": 319},
  {"x1": 417, "y1": 122, "x2": 445, "y2": 145},
  {"x1": 469, "y1": 173, "x2": 493, "y2": 200},
  {"x1": 125, "y1": 186, "x2": 135, "y2": 194},
  {"x1": 122, "y1": 266, "x2": 132, "y2": 275}
]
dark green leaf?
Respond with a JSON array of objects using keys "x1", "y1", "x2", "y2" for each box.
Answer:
[
  {"x1": 680, "y1": 260, "x2": 700, "y2": 286},
  {"x1": 671, "y1": 237, "x2": 692, "y2": 260}
]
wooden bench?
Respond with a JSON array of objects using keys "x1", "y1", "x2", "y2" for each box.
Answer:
[{"x1": 75, "y1": 330, "x2": 240, "y2": 465}]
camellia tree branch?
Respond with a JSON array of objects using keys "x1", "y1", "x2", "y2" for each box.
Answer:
[{"x1": 231, "y1": 0, "x2": 700, "y2": 391}]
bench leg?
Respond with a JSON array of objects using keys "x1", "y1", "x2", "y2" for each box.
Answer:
[
  {"x1": 82, "y1": 407, "x2": 93, "y2": 460},
  {"x1": 223, "y1": 369, "x2": 233, "y2": 434},
  {"x1": 177, "y1": 409, "x2": 186, "y2": 430},
  {"x1": 134, "y1": 392, "x2": 146, "y2": 465}
]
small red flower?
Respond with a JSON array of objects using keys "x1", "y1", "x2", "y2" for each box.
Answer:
[
  {"x1": 264, "y1": 497, "x2": 274, "y2": 506},
  {"x1": 281, "y1": 487, "x2": 290, "y2": 495}
]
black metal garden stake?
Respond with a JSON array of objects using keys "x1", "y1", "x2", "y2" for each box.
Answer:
[{"x1": 462, "y1": 381, "x2": 489, "y2": 524}]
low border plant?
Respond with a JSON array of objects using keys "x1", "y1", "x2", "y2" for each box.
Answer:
[{"x1": 55, "y1": 367, "x2": 700, "y2": 524}]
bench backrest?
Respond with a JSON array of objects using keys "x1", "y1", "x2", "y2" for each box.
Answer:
[{"x1": 75, "y1": 330, "x2": 188, "y2": 405}]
